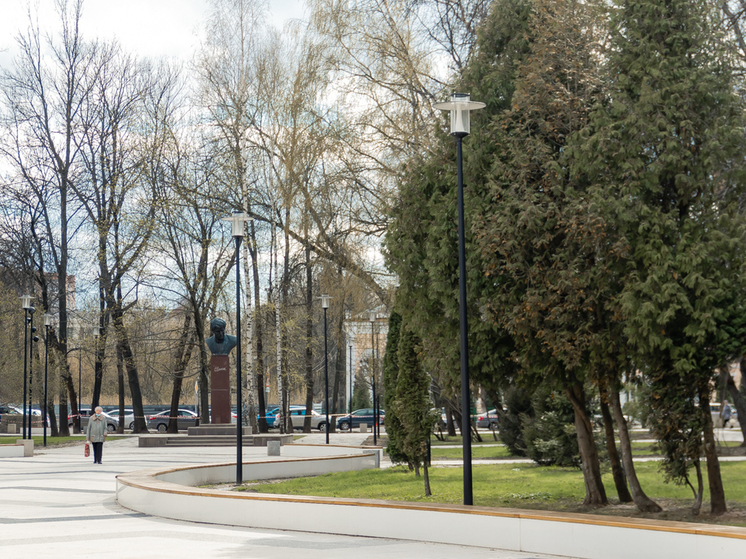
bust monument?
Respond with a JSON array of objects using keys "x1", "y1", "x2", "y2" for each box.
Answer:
[{"x1": 206, "y1": 317, "x2": 237, "y2": 355}]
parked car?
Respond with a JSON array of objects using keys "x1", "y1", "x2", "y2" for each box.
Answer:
[
  {"x1": 10, "y1": 405, "x2": 41, "y2": 416},
  {"x1": 0, "y1": 404, "x2": 20, "y2": 422},
  {"x1": 273, "y1": 405, "x2": 328, "y2": 431},
  {"x1": 147, "y1": 409, "x2": 199, "y2": 432},
  {"x1": 476, "y1": 409, "x2": 499, "y2": 429},
  {"x1": 337, "y1": 408, "x2": 385, "y2": 431},
  {"x1": 68, "y1": 409, "x2": 117, "y2": 432},
  {"x1": 258, "y1": 407, "x2": 280, "y2": 428},
  {"x1": 106, "y1": 409, "x2": 135, "y2": 430}
]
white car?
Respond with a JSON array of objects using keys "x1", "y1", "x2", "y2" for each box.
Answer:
[
  {"x1": 274, "y1": 406, "x2": 328, "y2": 431},
  {"x1": 106, "y1": 409, "x2": 135, "y2": 430}
]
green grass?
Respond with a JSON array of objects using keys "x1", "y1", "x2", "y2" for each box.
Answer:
[
  {"x1": 430, "y1": 445, "x2": 511, "y2": 460},
  {"x1": 239, "y1": 460, "x2": 746, "y2": 524}
]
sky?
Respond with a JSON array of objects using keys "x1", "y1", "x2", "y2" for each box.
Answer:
[{"x1": 0, "y1": 0, "x2": 307, "y2": 67}]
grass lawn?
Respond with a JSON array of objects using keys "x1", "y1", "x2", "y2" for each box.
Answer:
[{"x1": 238, "y1": 459, "x2": 746, "y2": 526}]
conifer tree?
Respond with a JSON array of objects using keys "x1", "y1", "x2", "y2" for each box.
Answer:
[
  {"x1": 382, "y1": 311, "x2": 409, "y2": 465},
  {"x1": 572, "y1": 0, "x2": 746, "y2": 515},
  {"x1": 393, "y1": 323, "x2": 438, "y2": 496}
]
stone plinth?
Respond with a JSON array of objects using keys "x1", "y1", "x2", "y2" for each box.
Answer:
[{"x1": 210, "y1": 355, "x2": 231, "y2": 424}]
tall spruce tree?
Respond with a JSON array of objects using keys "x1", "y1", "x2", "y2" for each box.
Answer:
[
  {"x1": 393, "y1": 323, "x2": 438, "y2": 496},
  {"x1": 570, "y1": 0, "x2": 746, "y2": 515},
  {"x1": 382, "y1": 311, "x2": 409, "y2": 465}
]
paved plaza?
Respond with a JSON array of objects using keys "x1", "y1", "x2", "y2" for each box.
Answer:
[{"x1": 0, "y1": 432, "x2": 579, "y2": 559}]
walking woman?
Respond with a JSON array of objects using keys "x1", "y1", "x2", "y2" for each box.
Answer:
[{"x1": 86, "y1": 406, "x2": 108, "y2": 464}]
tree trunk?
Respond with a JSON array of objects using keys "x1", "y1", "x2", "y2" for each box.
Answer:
[
  {"x1": 700, "y1": 390, "x2": 727, "y2": 515},
  {"x1": 423, "y1": 463, "x2": 432, "y2": 497},
  {"x1": 303, "y1": 234, "x2": 314, "y2": 433},
  {"x1": 111, "y1": 305, "x2": 147, "y2": 433},
  {"x1": 690, "y1": 460, "x2": 704, "y2": 516},
  {"x1": 117, "y1": 345, "x2": 125, "y2": 434},
  {"x1": 249, "y1": 222, "x2": 268, "y2": 432},
  {"x1": 610, "y1": 387, "x2": 662, "y2": 512},
  {"x1": 599, "y1": 387, "x2": 632, "y2": 503},
  {"x1": 566, "y1": 383, "x2": 608, "y2": 506},
  {"x1": 168, "y1": 315, "x2": 194, "y2": 433}
]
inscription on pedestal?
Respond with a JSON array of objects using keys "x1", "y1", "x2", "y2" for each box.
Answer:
[{"x1": 210, "y1": 354, "x2": 231, "y2": 424}]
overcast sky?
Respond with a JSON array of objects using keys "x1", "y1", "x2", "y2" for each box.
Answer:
[{"x1": 0, "y1": 0, "x2": 307, "y2": 67}]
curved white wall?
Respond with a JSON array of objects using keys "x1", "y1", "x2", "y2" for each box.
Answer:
[{"x1": 116, "y1": 450, "x2": 746, "y2": 559}]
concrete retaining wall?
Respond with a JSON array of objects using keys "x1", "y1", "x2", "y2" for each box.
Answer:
[{"x1": 116, "y1": 450, "x2": 746, "y2": 558}]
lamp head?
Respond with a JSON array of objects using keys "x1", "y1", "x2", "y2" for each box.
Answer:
[
  {"x1": 43, "y1": 313, "x2": 53, "y2": 327},
  {"x1": 368, "y1": 311, "x2": 376, "y2": 323},
  {"x1": 433, "y1": 93, "x2": 485, "y2": 137},
  {"x1": 20, "y1": 295, "x2": 33, "y2": 310},
  {"x1": 224, "y1": 210, "x2": 252, "y2": 238},
  {"x1": 320, "y1": 294, "x2": 332, "y2": 309}
]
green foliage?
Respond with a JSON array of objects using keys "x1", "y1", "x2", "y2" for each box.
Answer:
[
  {"x1": 499, "y1": 386, "x2": 533, "y2": 456},
  {"x1": 382, "y1": 311, "x2": 408, "y2": 465},
  {"x1": 391, "y1": 324, "x2": 439, "y2": 473},
  {"x1": 568, "y1": 0, "x2": 746, "y2": 500},
  {"x1": 522, "y1": 387, "x2": 580, "y2": 467},
  {"x1": 351, "y1": 367, "x2": 371, "y2": 410}
]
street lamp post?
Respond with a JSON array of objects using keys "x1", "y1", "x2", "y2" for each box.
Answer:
[
  {"x1": 348, "y1": 334, "x2": 354, "y2": 415},
  {"x1": 368, "y1": 311, "x2": 377, "y2": 446},
  {"x1": 224, "y1": 210, "x2": 252, "y2": 485},
  {"x1": 20, "y1": 295, "x2": 33, "y2": 439},
  {"x1": 320, "y1": 294, "x2": 332, "y2": 444},
  {"x1": 28, "y1": 306, "x2": 38, "y2": 438},
  {"x1": 434, "y1": 92, "x2": 484, "y2": 506},
  {"x1": 91, "y1": 325, "x2": 101, "y2": 409},
  {"x1": 43, "y1": 314, "x2": 53, "y2": 447}
]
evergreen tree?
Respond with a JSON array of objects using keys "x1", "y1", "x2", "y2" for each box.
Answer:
[
  {"x1": 351, "y1": 367, "x2": 372, "y2": 410},
  {"x1": 472, "y1": 0, "x2": 613, "y2": 506},
  {"x1": 571, "y1": 0, "x2": 746, "y2": 515},
  {"x1": 382, "y1": 311, "x2": 409, "y2": 465},
  {"x1": 392, "y1": 324, "x2": 439, "y2": 496},
  {"x1": 384, "y1": 0, "x2": 529, "y2": 436}
]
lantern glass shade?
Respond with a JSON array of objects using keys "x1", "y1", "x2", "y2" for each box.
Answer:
[
  {"x1": 224, "y1": 211, "x2": 252, "y2": 238},
  {"x1": 433, "y1": 93, "x2": 486, "y2": 136},
  {"x1": 369, "y1": 311, "x2": 376, "y2": 323},
  {"x1": 20, "y1": 294, "x2": 32, "y2": 309},
  {"x1": 321, "y1": 294, "x2": 331, "y2": 309},
  {"x1": 92, "y1": 326, "x2": 100, "y2": 337},
  {"x1": 43, "y1": 313, "x2": 53, "y2": 327}
]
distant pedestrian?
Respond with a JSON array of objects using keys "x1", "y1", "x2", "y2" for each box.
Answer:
[{"x1": 86, "y1": 406, "x2": 108, "y2": 464}]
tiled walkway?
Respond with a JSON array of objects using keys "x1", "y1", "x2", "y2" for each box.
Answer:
[{"x1": 0, "y1": 434, "x2": 574, "y2": 559}]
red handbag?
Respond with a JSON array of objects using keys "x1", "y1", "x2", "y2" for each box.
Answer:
[{"x1": 84, "y1": 442, "x2": 90, "y2": 457}]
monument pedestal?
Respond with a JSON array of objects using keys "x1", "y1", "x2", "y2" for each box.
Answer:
[{"x1": 210, "y1": 354, "x2": 231, "y2": 424}]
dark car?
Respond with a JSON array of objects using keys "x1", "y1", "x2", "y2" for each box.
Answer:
[
  {"x1": 337, "y1": 408, "x2": 385, "y2": 431},
  {"x1": 147, "y1": 409, "x2": 199, "y2": 432}
]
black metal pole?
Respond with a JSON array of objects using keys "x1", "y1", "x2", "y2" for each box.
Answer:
[
  {"x1": 456, "y1": 134, "x2": 473, "y2": 506},
  {"x1": 235, "y1": 235, "x2": 243, "y2": 485},
  {"x1": 324, "y1": 306, "x2": 329, "y2": 445},
  {"x1": 28, "y1": 310, "x2": 35, "y2": 438},
  {"x1": 78, "y1": 352, "x2": 82, "y2": 433},
  {"x1": 44, "y1": 324, "x2": 50, "y2": 447},
  {"x1": 22, "y1": 309, "x2": 29, "y2": 439},
  {"x1": 370, "y1": 318, "x2": 377, "y2": 445},
  {"x1": 349, "y1": 343, "x2": 353, "y2": 415}
]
